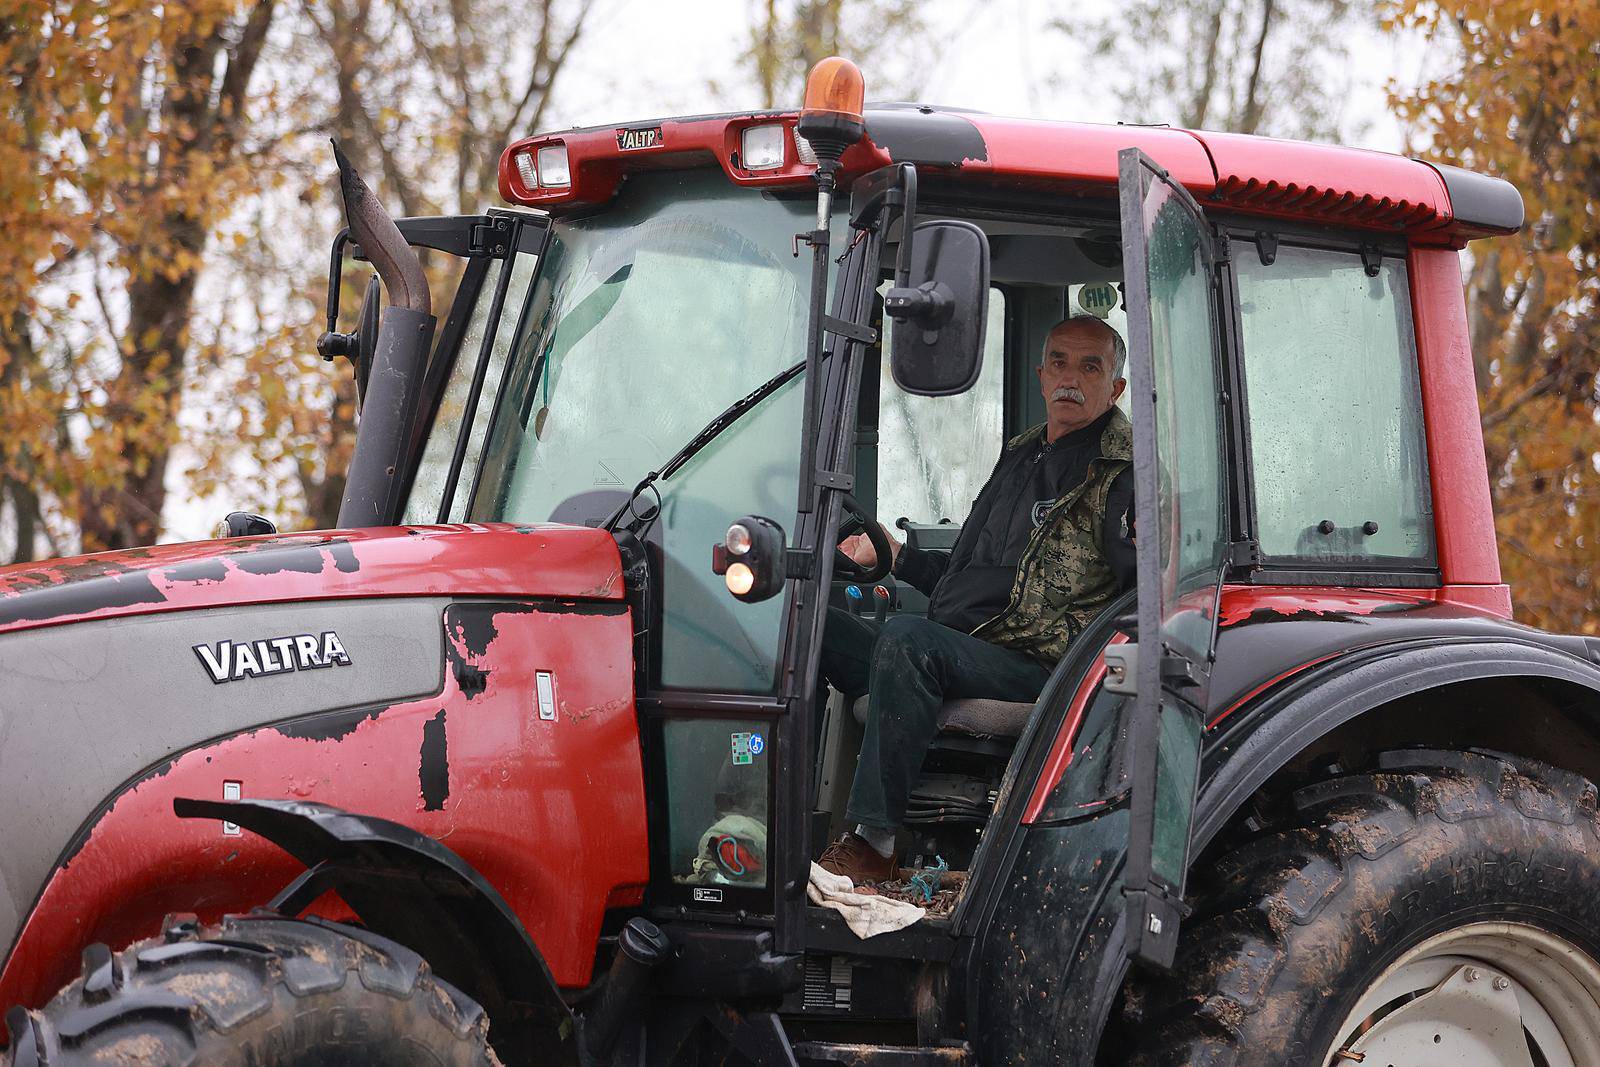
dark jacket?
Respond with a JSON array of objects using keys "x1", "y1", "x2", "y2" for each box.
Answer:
[{"x1": 894, "y1": 408, "x2": 1134, "y2": 665}]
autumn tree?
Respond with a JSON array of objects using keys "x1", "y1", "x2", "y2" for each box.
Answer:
[
  {"x1": 0, "y1": 0, "x2": 278, "y2": 555},
  {"x1": 744, "y1": 0, "x2": 928, "y2": 109},
  {"x1": 1065, "y1": 0, "x2": 1360, "y2": 139},
  {"x1": 1387, "y1": 1, "x2": 1600, "y2": 633},
  {"x1": 0, "y1": 2, "x2": 88, "y2": 562},
  {"x1": 200, "y1": 0, "x2": 595, "y2": 532}
]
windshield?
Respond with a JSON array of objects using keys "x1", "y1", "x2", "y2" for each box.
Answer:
[{"x1": 468, "y1": 170, "x2": 843, "y2": 691}]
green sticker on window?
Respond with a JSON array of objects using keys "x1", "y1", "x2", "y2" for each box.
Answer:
[
  {"x1": 731, "y1": 732, "x2": 754, "y2": 766},
  {"x1": 1077, "y1": 282, "x2": 1119, "y2": 318}
]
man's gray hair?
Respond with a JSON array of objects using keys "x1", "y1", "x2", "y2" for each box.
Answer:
[{"x1": 1043, "y1": 316, "x2": 1127, "y2": 379}]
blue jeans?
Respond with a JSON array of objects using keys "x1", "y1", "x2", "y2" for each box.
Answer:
[{"x1": 819, "y1": 608, "x2": 1051, "y2": 831}]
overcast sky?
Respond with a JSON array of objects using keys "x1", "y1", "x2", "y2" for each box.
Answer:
[{"x1": 543, "y1": 0, "x2": 1432, "y2": 150}]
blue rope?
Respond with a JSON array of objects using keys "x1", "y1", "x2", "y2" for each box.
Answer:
[{"x1": 908, "y1": 856, "x2": 948, "y2": 903}]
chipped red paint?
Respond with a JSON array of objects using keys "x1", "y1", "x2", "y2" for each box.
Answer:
[
  {"x1": 1022, "y1": 634, "x2": 1123, "y2": 825},
  {"x1": 500, "y1": 107, "x2": 1496, "y2": 241},
  {"x1": 0, "y1": 600, "x2": 647, "y2": 1010},
  {"x1": 1217, "y1": 584, "x2": 1509, "y2": 628},
  {"x1": 0, "y1": 523, "x2": 623, "y2": 636}
]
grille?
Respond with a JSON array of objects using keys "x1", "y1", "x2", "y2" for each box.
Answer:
[{"x1": 1211, "y1": 174, "x2": 1441, "y2": 229}]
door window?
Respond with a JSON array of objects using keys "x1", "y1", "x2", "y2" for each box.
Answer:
[
  {"x1": 875, "y1": 288, "x2": 1006, "y2": 525},
  {"x1": 1235, "y1": 246, "x2": 1434, "y2": 564},
  {"x1": 1116, "y1": 147, "x2": 1227, "y2": 967}
]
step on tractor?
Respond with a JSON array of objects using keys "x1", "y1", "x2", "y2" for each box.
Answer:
[{"x1": 3, "y1": 56, "x2": 1599, "y2": 1067}]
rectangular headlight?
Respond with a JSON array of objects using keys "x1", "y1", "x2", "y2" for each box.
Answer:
[
  {"x1": 536, "y1": 144, "x2": 570, "y2": 187},
  {"x1": 513, "y1": 150, "x2": 537, "y2": 190},
  {"x1": 741, "y1": 124, "x2": 787, "y2": 170}
]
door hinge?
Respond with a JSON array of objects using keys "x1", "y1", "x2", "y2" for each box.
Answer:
[
  {"x1": 468, "y1": 218, "x2": 513, "y2": 257},
  {"x1": 1227, "y1": 539, "x2": 1262, "y2": 571}
]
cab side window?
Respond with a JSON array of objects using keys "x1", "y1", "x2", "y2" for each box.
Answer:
[{"x1": 1236, "y1": 244, "x2": 1435, "y2": 566}]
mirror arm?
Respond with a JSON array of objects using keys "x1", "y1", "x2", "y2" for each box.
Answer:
[
  {"x1": 891, "y1": 164, "x2": 919, "y2": 288},
  {"x1": 324, "y1": 229, "x2": 349, "y2": 335}
]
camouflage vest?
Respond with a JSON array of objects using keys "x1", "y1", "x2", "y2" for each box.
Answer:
[{"x1": 971, "y1": 409, "x2": 1133, "y2": 665}]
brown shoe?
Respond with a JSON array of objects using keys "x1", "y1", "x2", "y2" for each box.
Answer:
[{"x1": 818, "y1": 831, "x2": 898, "y2": 884}]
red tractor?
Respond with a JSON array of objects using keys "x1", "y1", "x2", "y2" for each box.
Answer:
[{"x1": 3, "y1": 57, "x2": 1597, "y2": 1066}]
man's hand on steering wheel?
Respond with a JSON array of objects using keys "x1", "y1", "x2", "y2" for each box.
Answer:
[{"x1": 834, "y1": 495, "x2": 897, "y2": 584}]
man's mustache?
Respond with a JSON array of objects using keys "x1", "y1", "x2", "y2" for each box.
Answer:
[{"x1": 1052, "y1": 386, "x2": 1086, "y2": 404}]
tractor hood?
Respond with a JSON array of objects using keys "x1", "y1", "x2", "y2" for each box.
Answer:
[{"x1": 0, "y1": 523, "x2": 624, "y2": 636}]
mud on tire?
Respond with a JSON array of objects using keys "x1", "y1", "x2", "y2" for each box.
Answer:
[
  {"x1": 4, "y1": 913, "x2": 502, "y2": 1066},
  {"x1": 1119, "y1": 748, "x2": 1600, "y2": 1066}
]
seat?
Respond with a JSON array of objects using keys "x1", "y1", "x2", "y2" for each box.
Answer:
[
  {"x1": 849, "y1": 695, "x2": 1034, "y2": 740},
  {"x1": 847, "y1": 695, "x2": 1033, "y2": 834}
]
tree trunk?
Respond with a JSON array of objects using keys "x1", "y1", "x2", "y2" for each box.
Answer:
[{"x1": 1239, "y1": 0, "x2": 1277, "y2": 134}]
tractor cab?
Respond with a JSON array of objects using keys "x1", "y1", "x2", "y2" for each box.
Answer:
[
  {"x1": 359, "y1": 93, "x2": 1229, "y2": 960},
  {"x1": 330, "y1": 60, "x2": 1494, "y2": 959}
]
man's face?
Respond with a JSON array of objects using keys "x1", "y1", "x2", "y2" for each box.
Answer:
[{"x1": 1037, "y1": 324, "x2": 1127, "y2": 437}]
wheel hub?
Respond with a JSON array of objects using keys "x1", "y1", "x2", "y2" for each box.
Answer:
[
  {"x1": 1326, "y1": 922, "x2": 1600, "y2": 1067},
  {"x1": 1344, "y1": 963, "x2": 1535, "y2": 1066}
]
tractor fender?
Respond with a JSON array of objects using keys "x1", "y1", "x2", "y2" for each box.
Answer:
[
  {"x1": 175, "y1": 796, "x2": 578, "y2": 1067},
  {"x1": 1194, "y1": 635, "x2": 1600, "y2": 852},
  {"x1": 1042, "y1": 636, "x2": 1600, "y2": 1062}
]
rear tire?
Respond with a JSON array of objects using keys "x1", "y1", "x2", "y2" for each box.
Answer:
[
  {"x1": 4, "y1": 913, "x2": 502, "y2": 1066},
  {"x1": 1122, "y1": 749, "x2": 1600, "y2": 1066}
]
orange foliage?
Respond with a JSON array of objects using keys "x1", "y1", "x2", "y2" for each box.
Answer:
[
  {"x1": 1388, "y1": 1, "x2": 1600, "y2": 634},
  {"x1": 1, "y1": 0, "x2": 278, "y2": 553}
]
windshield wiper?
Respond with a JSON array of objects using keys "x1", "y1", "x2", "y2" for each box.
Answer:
[{"x1": 603, "y1": 357, "x2": 808, "y2": 533}]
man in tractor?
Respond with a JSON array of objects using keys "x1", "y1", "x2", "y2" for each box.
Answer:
[{"x1": 817, "y1": 315, "x2": 1135, "y2": 882}]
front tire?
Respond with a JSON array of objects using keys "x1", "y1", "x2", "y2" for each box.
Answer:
[
  {"x1": 4, "y1": 913, "x2": 501, "y2": 1066},
  {"x1": 1123, "y1": 749, "x2": 1600, "y2": 1065}
]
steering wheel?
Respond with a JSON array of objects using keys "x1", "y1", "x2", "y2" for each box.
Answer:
[{"x1": 833, "y1": 494, "x2": 894, "y2": 585}]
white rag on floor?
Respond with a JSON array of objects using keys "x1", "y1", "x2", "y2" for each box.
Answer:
[{"x1": 806, "y1": 862, "x2": 925, "y2": 938}]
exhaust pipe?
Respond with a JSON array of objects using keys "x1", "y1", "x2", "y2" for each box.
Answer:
[
  {"x1": 580, "y1": 917, "x2": 673, "y2": 1063},
  {"x1": 331, "y1": 142, "x2": 436, "y2": 528}
]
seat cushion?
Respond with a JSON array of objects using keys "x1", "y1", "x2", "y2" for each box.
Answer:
[
  {"x1": 849, "y1": 695, "x2": 1035, "y2": 739},
  {"x1": 938, "y1": 698, "x2": 1035, "y2": 738}
]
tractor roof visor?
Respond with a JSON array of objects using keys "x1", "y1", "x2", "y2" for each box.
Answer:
[{"x1": 498, "y1": 114, "x2": 860, "y2": 211}]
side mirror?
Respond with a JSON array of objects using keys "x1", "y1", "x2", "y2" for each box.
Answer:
[
  {"x1": 885, "y1": 220, "x2": 989, "y2": 396},
  {"x1": 352, "y1": 272, "x2": 379, "y2": 403},
  {"x1": 710, "y1": 516, "x2": 789, "y2": 603},
  {"x1": 317, "y1": 272, "x2": 380, "y2": 408}
]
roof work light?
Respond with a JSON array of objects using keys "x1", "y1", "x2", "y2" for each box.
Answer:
[
  {"x1": 535, "y1": 144, "x2": 570, "y2": 187},
  {"x1": 740, "y1": 124, "x2": 788, "y2": 171}
]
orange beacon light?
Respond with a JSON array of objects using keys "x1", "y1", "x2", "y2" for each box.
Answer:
[{"x1": 798, "y1": 57, "x2": 866, "y2": 162}]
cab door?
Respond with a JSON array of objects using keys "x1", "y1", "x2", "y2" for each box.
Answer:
[{"x1": 1111, "y1": 148, "x2": 1230, "y2": 968}]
